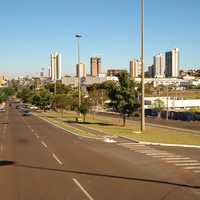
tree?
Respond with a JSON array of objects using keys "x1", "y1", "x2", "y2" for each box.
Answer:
[
  {"x1": 17, "y1": 88, "x2": 33, "y2": 103},
  {"x1": 87, "y1": 83, "x2": 108, "y2": 111},
  {"x1": 78, "y1": 98, "x2": 91, "y2": 122},
  {"x1": 45, "y1": 83, "x2": 72, "y2": 94},
  {"x1": 151, "y1": 99, "x2": 165, "y2": 118},
  {"x1": 38, "y1": 89, "x2": 53, "y2": 111},
  {"x1": 105, "y1": 71, "x2": 138, "y2": 126},
  {"x1": 54, "y1": 94, "x2": 71, "y2": 117},
  {"x1": 31, "y1": 94, "x2": 41, "y2": 106}
]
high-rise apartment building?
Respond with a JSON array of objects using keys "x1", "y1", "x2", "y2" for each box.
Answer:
[
  {"x1": 51, "y1": 53, "x2": 62, "y2": 80},
  {"x1": 153, "y1": 53, "x2": 165, "y2": 78},
  {"x1": 130, "y1": 59, "x2": 142, "y2": 78},
  {"x1": 76, "y1": 63, "x2": 86, "y2": 78},
  {"x1": 90, "y1": 57, "x2": 101, "y2": 76},
  {"x1": 165, "y1": 48, "x2": 180, "y2": 77}
]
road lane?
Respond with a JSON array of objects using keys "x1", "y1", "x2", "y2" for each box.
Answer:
[
  {"x1": 0, "y1": 108, "x2": 87, "y2": 200},
  {"x1": 24, "y1": 110, "x2": 200, "y2": 199},
  {"x1": 0, "y1": 107, "x2": 200, "y2": 199}
]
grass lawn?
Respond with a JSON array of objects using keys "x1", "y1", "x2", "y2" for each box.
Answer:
[
  {"x1": 36, "y1": 111, "x2": 200, "y2": 146},
  {"x1": 35, "y1": 111, "x2": 96, "y2": 138}
]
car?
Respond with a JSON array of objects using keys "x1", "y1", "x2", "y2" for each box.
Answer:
[
  {"x1": 23, "y1": 110, "x2": 32, "y2": 116},
  {"x1": 29, "y1": 105, "x2": 38, "y2": 110},
  {"x1": 0, "y1": 108, "x2": 6, "y2": 112}
]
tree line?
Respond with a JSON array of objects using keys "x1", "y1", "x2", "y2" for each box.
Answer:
[{"x1": 15, "y1": 71, "x2": 141, "y2": 126}]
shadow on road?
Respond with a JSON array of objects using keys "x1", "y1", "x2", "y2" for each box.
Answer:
[
  {"x1": 0, "y1": 160, "x2": 15, "y2": 166},
  {"x1": 0, "y1": 122, "x2": 8, "y2": 125},
  {"x1": 66, "y1": 120, "x2": 113, "y2": 126},
  {"x1": 12, "y1": 163, "x2": 200, "y2": 190}
]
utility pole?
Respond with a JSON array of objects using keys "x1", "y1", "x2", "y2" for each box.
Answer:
[
  {"x1": 75, "y1": 34, "x2": 82, "y2": 113},
  {"x1": 53, "y1": 55, "x2": 57, "y2": 110},
  {"x1": 141, "y1": 0, "x2": 145, "y2": 132},
  {"x1": 166, "y1": 85, "x2": 169, "y2": 120}
]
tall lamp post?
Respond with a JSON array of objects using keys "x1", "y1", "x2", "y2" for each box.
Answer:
[
  {"x1": 141, "y1": 0, "x2": 145, "y2": 132},
  {"x1": 75, "y1": 34, "x2": 82, "y2": 111}
]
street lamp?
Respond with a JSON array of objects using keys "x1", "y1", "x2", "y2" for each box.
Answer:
[
  {"x1": 141, "y1": 0, "x2": 145, "y2": 132},
  {"x1": 75, "y1": 34, "x2": 82, "y2": 112}
]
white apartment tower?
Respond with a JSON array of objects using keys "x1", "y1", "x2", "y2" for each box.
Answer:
[
  {"x1": 130, "y1": 59, "x2": 142, "y2": 78},
  {"x1": 76, "y1": 63, "x2": 86, "y2": 78},
  {"x1": 51, "y1": 53, "x2": 62, "y2": 80},
  {"x1": 153, "y1": 53, "x2": 165, "y2": 78},
  {"x1": 165, "y1": 48, "x2": 180, "y2": 77}
]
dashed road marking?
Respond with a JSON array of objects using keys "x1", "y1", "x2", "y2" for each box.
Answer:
[
  {"x1": 152, "y1": 155, "x2": 179, "y2": 158},
  {"x1": 52, "y1": 153, "x2": 63, "y2": 165},
  {"x1": 193, "y1": 170, "x2": 200, "y2": 173},
  {"x1": 184, "y1": 166, "x2": 200, "y2": 170},
  {"x1": 41, "y1": 141, "x2": 48, "y2": 148},
  {"x1": 175, "y1": 163, "x2": 200, "y2": 166},
  {"x1": 167, "y1": 160, "x2": 198, "y2": 163},
  {"x1": 161, "y1": 157, "x2": 191, "y2": 161},
  {"x1": 35, "y1": 133, "x2": 39, "y2": 139},
  {"x1": 73, "y1": 178, "x2": 94, "y2": 200},
  {"x1": 145, "y1": 153, "x2": 174, "y2": 156}
]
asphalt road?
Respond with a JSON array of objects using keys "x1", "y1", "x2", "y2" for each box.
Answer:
[{"x1": 0, "y1": 107, "x2": 200, "y2": 199}]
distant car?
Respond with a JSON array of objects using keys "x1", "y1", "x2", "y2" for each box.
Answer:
[
  {"x1": 23, "y1": 110, "x2": 32, "y2": 116},
  {"x1": 29, "y1": 105, "x2": 38, "y2": 110},
  {"x1": 0, "y1": 108, "x2": 6, "y2": 112}
]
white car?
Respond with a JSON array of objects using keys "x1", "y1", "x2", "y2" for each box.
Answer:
[
  {"x1": 30, "y1": 105, "x2": 38, "y2": 110},
  {"x1": 0, "y1": 108, "x2": 6, "y2": 112}
]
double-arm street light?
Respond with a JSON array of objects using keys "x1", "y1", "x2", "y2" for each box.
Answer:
[{"x1": 75, "y1": 34, "x2": 82, "y2": 111}]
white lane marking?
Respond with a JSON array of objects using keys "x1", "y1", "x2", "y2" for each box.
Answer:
[
  {"x1": 167, "y1": 160, "x2": 197, "y2": 163},
  {"x1": 35, "y1": 133, "x2": 39, "y2": 139},
  {"x1": 41, "y1": 141, "x2": 48, "y2": 148},
  {"x1": 184, "y1": 166, "x2": 200, "y2": 170},
  {"x1": 193, "y1": 170, "x2": 200, "y2": 173},
  {"x1": 152, "y1": 155, "x2": 179, "y2": 158},
  {"x1": 52, "y1": 153, "x2": 63, "y2": 165},
  {"x1": 104, "y1": 138, "x2": 117, "y2": 143},
  {"x1": 161, "y1": 157, "x2": 191, "y2": 161},
  {"x1": 146, "y1": 153, "x2": 174, "y2": 156},
  {"x1": 135, "y1": 150, "x2": 161, "y2": 153},
  {"x1": 73, "y1": 178, "x2": 94, "y2": 200},
  {"x1": 175, "y1": 163, "x2": 200, "y2": 166}
]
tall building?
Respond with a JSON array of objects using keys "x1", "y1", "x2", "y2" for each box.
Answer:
[
  {"x1": 90, "y1": 57, "x2": 101, "y2": 76},
  {"x1": 153, "y1": 53, "x2": 165, "y2": 78},
  {"x1": 107, "y1": 69, "x2": 124, "y2": 76},
  {"x1": 130, "y1": 59, "x2": 142, "y2": 78},
  {"x1": 165, "y1": 48, "x2": 180, "y2": 77},
  {"x1": 147, "y1": 65, "x2": 154, "y2": 78},
  {"x1": 51, "y1": 53, "x2": 62, "y2": 80},
  {"x1": 76, "y1": 63, "x2": 86, "y2": 78}
]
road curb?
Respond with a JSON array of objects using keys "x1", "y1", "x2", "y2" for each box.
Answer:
[
  {"x1": 119, "y1": 136, "x2": 200, "y2": 149},
  {"x1": 34, "y1": 113, "x2": 103, "y2": 140},
  {"x1": 34, "y1": 113, "x2": 200, "y2": 149},
  {"x1": 140, "y1": 142, "x2": 200, "y2": 149}
]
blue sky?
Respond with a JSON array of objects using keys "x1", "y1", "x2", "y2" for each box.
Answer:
[{"x1": 0, "y1": 0, "x2": 200, "y2": 77}]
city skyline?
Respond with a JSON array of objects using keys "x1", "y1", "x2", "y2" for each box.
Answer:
[{"x1": 1, "y1": 0, "x2": 200, "y2": 78}]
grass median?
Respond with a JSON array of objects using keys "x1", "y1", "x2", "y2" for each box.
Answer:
[{"x1": 36, "y1": 111, "x2": 200, "y2": 146}]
